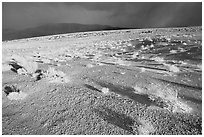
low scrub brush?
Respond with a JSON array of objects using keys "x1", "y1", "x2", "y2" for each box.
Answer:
[
  {"x1": 133, "y1": 82, "x2": 191, "y2": 113},
  {"x1": 10, "y1": 55, "x2": 38, "y2": 74},
  {"x1": 45, "y1": 67, "x2": 69, "y2": 83}
]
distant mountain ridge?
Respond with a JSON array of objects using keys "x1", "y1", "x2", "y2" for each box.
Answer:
[{"x1": 2, "y1": 23, "x2": 126, "y2": 41}]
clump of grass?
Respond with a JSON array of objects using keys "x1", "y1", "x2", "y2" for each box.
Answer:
[
  {"x1": 10, "y1": 55, "x2": 38, "y2": 75},
  {"x1": 149, "y1": 83, "x2": 178, "y2": 101},
  {"x1": 133, "y1": 82, "x2": 191, "y2": 113},
  {"x1": 45, "y1": 67, "x2": 70, "y2": 83},
  {"x1": 171, "y1": 100, "x2": 192, "y2": 113}
]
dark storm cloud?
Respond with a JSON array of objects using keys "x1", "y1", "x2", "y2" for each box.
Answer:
[{"x1": 2, "y1": 2, "x2": 202, "y2": 30}]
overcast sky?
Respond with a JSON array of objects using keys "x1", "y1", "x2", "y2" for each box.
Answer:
[{"x1": 2, "y1": 2, "x2": 202, "y2": 30}]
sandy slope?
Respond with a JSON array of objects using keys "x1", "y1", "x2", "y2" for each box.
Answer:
[{"x1": 2, "y1": 27, "x2": 202, "y2": 135}]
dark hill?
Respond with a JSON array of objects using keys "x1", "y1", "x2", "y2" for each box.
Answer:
[{"x1": 2, "y1": 23, "x2": 126, "y2": 41}]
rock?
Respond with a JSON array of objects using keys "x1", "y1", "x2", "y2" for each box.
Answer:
[
  {"x1": 150, "y1": 44, "x2": 154, "y2": 48},
  {"x1": 177, "y1": 47, "x2": 186, "y2": 52},
  {"x1": 41, "y1": 58, "x2": 51, "y2": 64},
  {"x1": 133, "y1": 85, "x2": 144, "y2": 94},
  {"x1": 182, "y1": 42, "x2": 187, "y2": 45},
  {"x1": 3, "y1": 85, "x2": 19, "y2": 96},
  {"x1": 140, "y1": 68, "x2": 146, "y2": 73},
  {"x1": 7, "y1": 91, "x2": 27, "y2": 100},
  {"x1": 115, "y1": 59, "x2": 131, "y2": 66},
  {"x1": 120, "y1": 72, "x2": 125, "y2": 75},
  {"x1": 17, "y1": 68, "x2": 27, "y2": 75},
  {"x1": 141, "y1": 45, "x2": 145, "y2": 50},
  {"x1": 10, "y1": 55, "x2": 38, "y2": 74},
  {"x1": 32, "y1": 70, "x2": 44, "y2": 81},
  {"x1": 86, "y1": 64, "x2": 94, "y2": 68},
  {"x1": 166, "y1": 38, "x2": 171, "y2": 42},
  {"x1": 152, "y1": 57, "x2": 165, "y2": 63},
  {"x1": 96, "y1": 62, "x2": 105, "y2": 66},
  {"x1": 45, "y1": 67, "x2": 70, "y2": 83},
  {"x1": 132, "y1": 52, "x2": 139, "y2": 58},
  {"x1": 170, "y1": 50, "x2": 177, "y2": 53},
  {"x1": 101, "y1": 87, "x2": 110, "y2": 94},
  {"x1": 168, "y1": 65, "x2": 180, "y2": 73}
]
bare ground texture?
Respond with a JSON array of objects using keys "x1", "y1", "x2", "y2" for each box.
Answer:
[{"x1": 2, "y1": 26, "x2": 202, "y2": 135}]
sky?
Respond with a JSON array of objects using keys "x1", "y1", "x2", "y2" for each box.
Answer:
[{"x1": 2, "y1": 2, "x2": 202, "y2": 30}]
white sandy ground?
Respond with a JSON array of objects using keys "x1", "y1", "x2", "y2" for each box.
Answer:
[{"x1": 2, "y1": 26, "x2": 202, "y2": 135}]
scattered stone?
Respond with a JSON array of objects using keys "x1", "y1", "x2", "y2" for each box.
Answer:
[
  {"x1": 96, "y1": 62, "x2": 105, "y2": 66},
  {"x1": 7, "y1": 91, "x2": 27, "y2": 100},
  {"x1": 17, "y1": 68, "x2": 27, "y2": 75},
  {"x1": 141, "y1": 45, "x2": 146, "y2": 50},
  {"x1": 182, "y1": 42, "x2": 187, "y2": 45},
  {"x1": 166, "y1": 38, "x2": 171, "y2": 42},
  {"x1": 170, "y1": 50, "x2": 177, "y2": 53},
  {"x1": 32, "y1": 69, "x2": 45, "y2": 81},
  {"x1": 150, "y1": 44, "x2": 154, "y2": 48},
  {"x1": 152, "y1": 57, "x2": 165, "y2": 63},
  {"x1": 101, "y1": 87, "x2": 110, "y2": 94},
  {"x1": 133, "y1": 85, "x2": 144, "y2": 94},
  {"x1": 115, "y1": 59, "x2": 131, "y2": 66},
  {"x1": 86, "y1": 64, "x2": 94, "y2": 68},
  {"x1": 45, "y1": 67, "x2": 70, "y2": 83},
  {"x1": 120, "y1": 72, "x2": 126, "y2": 75},
  {"x1": 132, "y1": 52, "x2": 139, "y2": 58},
  {"x1": 166, "y1": 64, "x2": 180, "y2": 73},
  {"x1": 140, "y1": 67, "x2": 146, "y2": 73},
  {"x1": 41, "y1": 58, "x2": 51, "y2": 64},
  {"x1": 3, "y1": 85, "x2": 19, "y2": 96},
  {"x1": 178, "y1": 47, "x2": 186, "y2": 52}
]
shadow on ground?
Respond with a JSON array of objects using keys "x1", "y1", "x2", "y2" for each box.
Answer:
[
  {"x1": 180, "y1": 94, "x2": 202, "y2": 104},
  {"x1": 84, "y1": 84, "x2": 102, "y2": 93},
  {"x1": 92, "y1": 80, "x2": 163, "y2": 108},
  {"x1": 93, "y1": 106, "x2": 140, "y2": 134},
  {"x1": 9, "y1": 61, "x2": 23, "y2": 73},
  {"x1": 154, "y1": 77, "x2": 202, "y2": 91},
  {"x1": 173, "y1": 113, "x2": 202, "y2": 134}
]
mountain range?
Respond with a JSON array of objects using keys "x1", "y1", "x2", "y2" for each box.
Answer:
[{"x1": 2, "y1": 23, "x2": 126, "y2": 41}]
